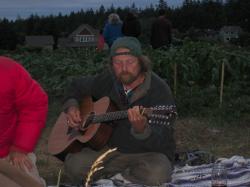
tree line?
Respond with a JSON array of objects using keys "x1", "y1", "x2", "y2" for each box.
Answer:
[{"x1": 0, "y1": 0, "x2": 249, "y2": 50}]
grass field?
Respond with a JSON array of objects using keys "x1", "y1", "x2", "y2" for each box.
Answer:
[{"x1": 35, "y1": 100, "x2": 250, "y2": 185}]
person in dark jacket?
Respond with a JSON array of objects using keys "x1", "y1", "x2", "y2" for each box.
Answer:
[
  {"x1": 150, "y1": 9, "x2": 172, "y2": 49},
  {"x1": 62, "y1": 37, "x2": 177, "y2": 186},
  {"x1": 122, "y1": 12, "x2": 141, "y2": 38}
]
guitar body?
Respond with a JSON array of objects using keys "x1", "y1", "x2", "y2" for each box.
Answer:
[
  {"x1": 48, "y1": 96, "x2": 114, "y2": 160},
  {"x1": 48, "y1": 96, "x2": 177, "y2": 161}
]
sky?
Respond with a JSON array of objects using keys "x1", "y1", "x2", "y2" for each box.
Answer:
[{"x1": 0, "y1": 0, "x2": 184, "y2": 20}]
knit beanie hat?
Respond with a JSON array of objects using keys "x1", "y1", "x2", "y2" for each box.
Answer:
[{"x1": 110, "y1": 36, "x2": 142, "y2": 57}]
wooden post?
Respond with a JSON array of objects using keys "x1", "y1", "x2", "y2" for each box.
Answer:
[
  {"x1": 219, "y1": 60, "x2": 225, "y2": 108},
  {"x1": 174, "y1": 63, "x2": 177, "y2": 96}
]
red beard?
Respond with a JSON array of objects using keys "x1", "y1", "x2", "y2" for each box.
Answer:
[{"x1": 118, "y1": 72, "x2": 137, "y2": 84}]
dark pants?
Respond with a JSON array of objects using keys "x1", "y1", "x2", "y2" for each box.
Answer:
[{"x1": 64, "y1": 147, "x2": 172, "y2": 186}]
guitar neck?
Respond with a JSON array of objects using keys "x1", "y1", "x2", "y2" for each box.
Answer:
[
  {"x1": 84, "y1": 105, "x2": 176, "y2": 127},
  {"x1": 92, "y1": 110, "x2": 128, "y2": 123}
]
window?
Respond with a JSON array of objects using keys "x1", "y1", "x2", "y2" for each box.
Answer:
[{"x1": 77, "y1": 35, "x2": 95, "y2": 43}]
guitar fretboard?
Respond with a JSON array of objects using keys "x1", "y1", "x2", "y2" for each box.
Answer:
[
  {"x1": 82, "y1": 105, "x2": 177, "y2": 128},
  {"x1": 92, "y1": 110, "x2": 128, "y2": 123}
]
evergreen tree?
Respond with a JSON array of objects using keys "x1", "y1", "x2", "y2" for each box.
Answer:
[
  {"x1": 157, "y1": 0, "x2": 168, "y2": 10},
  {"x1": 1, "y1": 0, "x2": 249, "y2": 49},
  {"x1": 0, "y1": 19, "x2": 18, "y2": 49}
]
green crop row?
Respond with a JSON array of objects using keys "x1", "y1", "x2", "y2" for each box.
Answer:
[{"x1": 2, "y1": 40, "x2": 249, "y2": 121}]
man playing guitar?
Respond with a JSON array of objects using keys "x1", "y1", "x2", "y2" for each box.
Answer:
[{"x1": 54, "y1": 37, "x2": 177, "y2": 186}]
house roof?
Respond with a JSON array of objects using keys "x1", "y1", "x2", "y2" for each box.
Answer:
[
  {"x1": 25, "y1": 35, "x2": 54, "y2": 47},
  {"x1": 69, "y1": 24, "x2": 99, "y2": 38}
]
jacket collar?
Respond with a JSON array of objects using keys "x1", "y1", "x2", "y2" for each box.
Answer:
[
  {"x1": 129, "y1": 71, "x2": 151, "y2": 104},
  {"x1": 111, "y1": 71, "x2": 151, "y2": 108}
]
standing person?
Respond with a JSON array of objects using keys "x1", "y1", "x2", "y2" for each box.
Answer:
[
  {"x1": 61, "y1": 36, "x2": 177, "y2": 186},
  {"x1": 96, "y1": 29, "x2": 105, "y2": 52},
  {"x1": 122, "y1": 12, "x2": 141, "y2": 38},
  {"x1": 150, "y1": 9, "x2": 172, "y2": 49},
  {"x1": 103, "y1": 13, "x2": 123, "y2": 48},
  {"x1": 0, "y1": 56, "x2": 48, "y2": 187}
]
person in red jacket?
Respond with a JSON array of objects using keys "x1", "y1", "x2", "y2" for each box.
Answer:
[
  {"x1": 0, "y1": 56, "x2": 48, "y2": 187},
  {"x1": 96, "y1": 29, "x2": 105, "y2": 52}
]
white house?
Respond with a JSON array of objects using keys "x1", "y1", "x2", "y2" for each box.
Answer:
[
  {"x1": 58, "y1": 24, "x2": 99, "y2": 48},
  {"x1": 219, "y1": 26, "x2": 243, "y2": 43}
]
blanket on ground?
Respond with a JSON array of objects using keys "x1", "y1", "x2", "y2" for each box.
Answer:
[
  {"x1": 53, "y1": 156, "x2": 250, "y2": 187},
  {"x1": 93, "y1": 156, "x2": 250, "y2": 187}
]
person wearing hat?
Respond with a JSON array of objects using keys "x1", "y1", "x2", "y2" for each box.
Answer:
[
  {"x1": 0, "y1": 56, "x2": 48, "y2": 187},
  {"x1": 62, "y1": 36, "x2": 176, "y2": 186}
]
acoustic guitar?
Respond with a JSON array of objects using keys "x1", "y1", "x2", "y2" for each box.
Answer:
[{"x1": 48, "y1": 96, "x2": 177, "y2": 160}]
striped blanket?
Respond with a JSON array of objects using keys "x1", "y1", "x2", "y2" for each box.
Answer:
[
  {"x1": 92, "y1": 156, "x2": 250, "y2": 187},
  {"x1": 170, "y1": 156, "x2": 250, "y2": 187}
]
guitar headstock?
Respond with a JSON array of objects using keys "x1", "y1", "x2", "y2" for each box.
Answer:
[{"x1": 143, "y1": 105, "x2": 177, "y2": 126}]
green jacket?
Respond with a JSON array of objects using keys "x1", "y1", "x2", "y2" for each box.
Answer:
[{"x1": 63, "y1": 69, "x2": 176, "y2": 162}]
